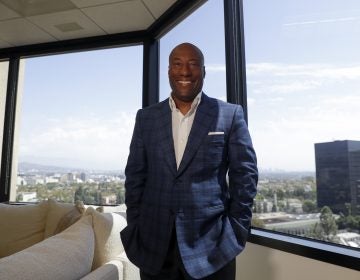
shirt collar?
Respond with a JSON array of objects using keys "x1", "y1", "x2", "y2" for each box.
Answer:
[{"x1": 169, "y1": 91, "x2": 202, "y2": 114}]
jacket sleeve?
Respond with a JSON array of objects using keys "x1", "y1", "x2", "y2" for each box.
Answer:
[
  {"x1": 227, "y1": 105, "x2": 258, "y2": 245},
  {"x1": 124, "y1": 109, "x2": 147, "y2": 225}
]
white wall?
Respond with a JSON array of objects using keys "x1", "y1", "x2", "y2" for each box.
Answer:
[{"x1": 236, "y1": 243, "x2": 359, "y2": 280}]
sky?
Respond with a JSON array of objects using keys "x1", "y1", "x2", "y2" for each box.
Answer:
[{"x1": 15, "y1": 0, "x2": 360, "y2": 172}]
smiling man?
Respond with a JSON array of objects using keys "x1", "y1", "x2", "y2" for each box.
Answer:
[{"x1": 121, "y1": 43, "x2": 258, "y2": 280}]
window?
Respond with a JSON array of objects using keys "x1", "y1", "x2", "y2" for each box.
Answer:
[
  {"x1": 11, "y1": 46, "x2": 142, "y2": 205},
  {"x1": 244, "y1": 0, "x2": 360, "y2": 248},
  {"x1": 160, "y1": 0, "x2": 226, "y2": 102}
]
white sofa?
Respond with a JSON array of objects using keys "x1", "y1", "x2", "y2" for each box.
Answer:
[{"x1": 0, "y1": 199, "x2": 140, "y2": 280}]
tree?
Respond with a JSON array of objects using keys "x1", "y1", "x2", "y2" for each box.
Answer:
[
  {"x1": 302, "y1": 200, "x2": 317, "y2": 213},
  {"x1": 320, "y1": 206, "x2": 338, "y2": 237},
  {"x1": 276, "y1": 189, "x2": 285, "y2": 201},
  {"x1": 16, "y1": 193, "x2": 23, "y2": 202},
  {"x1": 308, "y1": 222, "x2": 324, "y2": 240},
  {"x1": 74, "y1": 185, "x2": 85, "y2": 202},
  {"x1": 117, "y1": 190, "x2": 125, "y2": 204},
  {"x1": 263, "y1": 201, "x2": 268, "y2": 213},
  {"x1": 271, "y1": 203, "x2": 278, "y2": 212},
  {"x1": 96, "y1": 191, "x2": 103, "y2": 205},
  {"x1": 337, "y1": 214, "x2": 360, "y2": 231},
  {"x1": 251, "y1": 218, "x2": 265, "y2": 228},
  {"x1": 336, "y1": 214, "x2": 347, "y2": 230},
  {"x1": 286, "y1": 200, "x2": 290, "y2": 212},
  {"x1": 307, "y1": 206, "x2": 338, "y2": 242}
]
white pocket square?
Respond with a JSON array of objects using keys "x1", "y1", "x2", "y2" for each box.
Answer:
[{"x1": 208, "y1": 131, "x2": 224, "y2": 135}]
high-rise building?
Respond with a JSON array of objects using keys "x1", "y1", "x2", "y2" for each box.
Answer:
[
  {"x1": 79, "y1": 172, "x2": 88, "y2": 182},
  {"x1": 315, "y1": 140, "x2": 360, "y2": 215}
]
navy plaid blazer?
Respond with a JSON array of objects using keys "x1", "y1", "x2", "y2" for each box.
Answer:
[{"x1": 121, "y1": 93, "x2": 258, "y2": 279}]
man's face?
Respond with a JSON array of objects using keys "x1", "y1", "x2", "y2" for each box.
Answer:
[{"x1": 168, "y1": 44, "x2": 205, "y2": 103}]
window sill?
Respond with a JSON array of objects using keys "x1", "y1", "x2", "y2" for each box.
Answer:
[{"x1": 249, "y1": 228, "x2": 360, "y2": 271}]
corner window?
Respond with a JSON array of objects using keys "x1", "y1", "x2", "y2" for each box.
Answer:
[
  {"x1": 244, "y1": 0, "x2": 360, "y2": 248},
  {"x1": 11, "y1": 47, "x2": 142, "y2": 205}
]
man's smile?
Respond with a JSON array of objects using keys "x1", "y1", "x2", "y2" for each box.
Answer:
[{"x1": 177, "y1": 81, "x2": 192, "y2": 85}]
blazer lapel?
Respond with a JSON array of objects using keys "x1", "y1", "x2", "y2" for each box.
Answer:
[
  {"x1": 176, "y1": 94, "x2": 217, "y2": 176},
  {"x1": 158, "y1": 99, "x2": 177, "y2": 175}
]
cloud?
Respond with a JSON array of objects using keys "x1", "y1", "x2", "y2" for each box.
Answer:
[
  {"x1": 18, "y1": 112, "x2": 136, "y2": 170},
  {"x1": 247, "y1": 63, "x2": 360, "y2": 80},
  {"x1": 246, "y1": 62, "x2": 360, "y2": 171},
  {"x1": 267, "y1": 80, "x2": 322, "y2": 94},
  {"x1": 205, "y1": 64, "x2": 226, "y2": 72},
  {"x1": 246, "y1": 62, "x2": 360, "y2": 97},
  {"x1": 283, "y1": 17, "x2": 357, "y2": 27},
  {"x1": 251, "y1": 112, "x2": 360, "y2": 171}
]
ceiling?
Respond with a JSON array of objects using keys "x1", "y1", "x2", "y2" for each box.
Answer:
[{"x1": 0, "y1": 0, "x2": 178, "y2": 48}]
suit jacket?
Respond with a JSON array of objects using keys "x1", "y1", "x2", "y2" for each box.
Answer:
[{"x1": 120, "y1": 93, "x2": 258, "y2": 279}]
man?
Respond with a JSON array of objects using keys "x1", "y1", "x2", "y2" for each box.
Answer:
[{"x1": 121, "y1": 43, "x2": 258, "y2": 280}]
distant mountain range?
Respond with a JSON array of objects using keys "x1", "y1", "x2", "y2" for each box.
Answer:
[
  {"x1": 18, "y1": 162, "x2": 313, "y2": 178},
  {"x1": 18, "y1": 162, "x2": 122, "y2": 174}
]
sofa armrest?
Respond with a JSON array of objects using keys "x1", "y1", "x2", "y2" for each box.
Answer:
[
  {"x1": 115, "y1": 252, "x2": 140, "y2": 280},
  {"x1": 80, "y1": 259, "x2": 123, "y2": 280}
]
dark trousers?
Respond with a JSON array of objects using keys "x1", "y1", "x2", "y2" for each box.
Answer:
[{"x1": 140, "y1": 229, "x2": 236, "y2": 280}]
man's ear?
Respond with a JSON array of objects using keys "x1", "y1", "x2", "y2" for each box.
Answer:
[{"x1": 203, "y1": 66, "x2": 206, "y2": 78}]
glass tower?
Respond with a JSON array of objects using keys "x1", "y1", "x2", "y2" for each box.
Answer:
[{"x1": 315, "y1": 140, "x2": 360, "y2": 215}]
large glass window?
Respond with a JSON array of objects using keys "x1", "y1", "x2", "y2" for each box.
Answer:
[
  {"x1": 244, "y1": 0, "x2": 360, "y2": 248},
  {"x1": 160, "y1": 0, "x2": 226, "y2": 101},
  {"x1": 11, "y1": 46, "x2": 142, "y2": 205}
]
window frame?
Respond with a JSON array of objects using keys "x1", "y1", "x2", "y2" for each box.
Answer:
[
  {"x1": 224, "y1": 0, "x2": 360, "y2": 271},
  {"x1": 0, "y1": 0, "x2": 358, "y2": 271}
]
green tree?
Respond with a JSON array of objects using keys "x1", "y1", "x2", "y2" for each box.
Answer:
[
  {"x1": 276, "y1": 189, "x2": 285, "y2": 201},
  {"x1": 263, "y1": 201, "x2": 268, "y2": 213},
  {"x1": 74, "y1": 185, "x2": 85, "y2": 202},
  {"x1": 117, "y1": 190, "x2": 125, "y2": 204},
  {"x1": 302, "y1": 200, "x2": 317, "y2": 213},
  {"x1": 320, "y1": 206, "x2": 338, "y2": 237},
  {"x1": 337, "y1": 214, "x2": 360, "y2": 231},
  {"x1": 308, "y1": 222, "x2": 324, "y2": 240},
  {"x1": 251, "y1": 218, "x2": 265, "y2": 228},
  {"x1": 306, "y1": 206, "x2": 338, "y2": 242},
  {"x1": 271, "y1": 203, "x2": 277, "y2": 212},
  {"x1": 16, "y1": 193, "x2": 23, "y2": 202}
]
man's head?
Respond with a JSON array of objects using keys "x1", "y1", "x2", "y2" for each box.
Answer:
[{"x1": 168, "y1": 43, "x2": 205, "y2": 103}]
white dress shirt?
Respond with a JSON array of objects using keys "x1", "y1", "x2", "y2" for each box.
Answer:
[{"x1": 169, "y1": 92, "x2": 202, "y2": 168}]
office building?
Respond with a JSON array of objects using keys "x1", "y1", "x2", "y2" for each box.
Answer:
[{"x1": 315, "y1": 140, "x2": 360, "y2": 215}]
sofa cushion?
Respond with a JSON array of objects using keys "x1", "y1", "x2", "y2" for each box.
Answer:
[
  {"x1": 80, "y1": 259, "x2": 124, "y2": 280},
  {"x1": 0, "y1": 200, "x2": 48, "y2": 257},
  {"x1": 85, "y1": 207, "x2": 127, "y2": 270},
  {"x1": 44, "y1": 199, "x2": 85, "y2": 238},
  {"x1": 0, "y1": 215, "x2": 95, "y2": 280}
]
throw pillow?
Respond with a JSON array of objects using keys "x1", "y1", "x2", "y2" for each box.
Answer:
[
  {"x1": 44, "y1": 199, "x2": 85, "y2": 238},
  {"x1": 0, "y1": 215, "x2": 95, "y2": 280},
  {"x1": 0, "y1": 200, "x2": 48, "y2": 257},
  {"x1": 85, "y1": 206, "x2": 127, "y2": 270}
]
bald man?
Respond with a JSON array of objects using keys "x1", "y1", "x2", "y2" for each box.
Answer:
[{"x1": 121, "y1": 43, "x2": 258, "y2": 280}]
